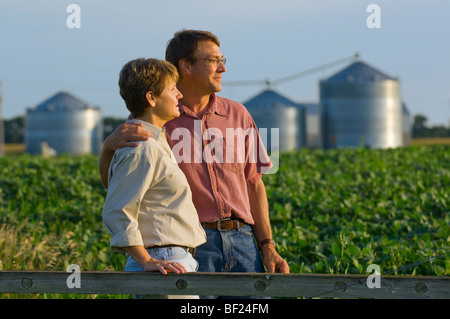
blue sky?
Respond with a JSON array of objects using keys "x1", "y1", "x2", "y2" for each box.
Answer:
[{"x1": 1, "y1": 0, "x2": 449, "y2": 126}]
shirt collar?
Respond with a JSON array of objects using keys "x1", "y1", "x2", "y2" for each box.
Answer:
[
  {"x1": 178, "y1": 93, "x2": 227, "y2": 118},
  {"x1": 126, "y1": 119, "x2": 164, "y2": 141}
]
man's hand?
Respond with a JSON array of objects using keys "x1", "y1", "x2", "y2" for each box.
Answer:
[
  {"x1": 103, "y1": 122, "x2": 152, "y2": 153},
  {"x1": 261, "y1": 244, "x2": 290, "y2": 273},
  {"x1": 98, "y1": 122, "x2": 152, "y2": 188},
  {"x1": 247, "y1": 179, "x2": 290, "y2": 274}
]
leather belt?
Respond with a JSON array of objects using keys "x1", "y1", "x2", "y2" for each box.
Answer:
[{"x1": 202, "y1": 218, "x2": 245, "y2": 231}]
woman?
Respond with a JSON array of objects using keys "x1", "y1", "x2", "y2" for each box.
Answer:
[{"x1": 101, "y1": 58, "x2": 206, "y2": 297}]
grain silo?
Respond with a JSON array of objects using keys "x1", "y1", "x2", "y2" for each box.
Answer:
[
  {"x1": 25, "y1": 91, "x2": 103, "y2": 155},
  {"x1": 300, "y1": 103, "x2": 322, "y2": 149},
  {"x1": 243, "y1": 89, "x2": 306, "y2": 152},
  {"x1": 320, "y1": 61, "x2": 403, "y2": 149}
]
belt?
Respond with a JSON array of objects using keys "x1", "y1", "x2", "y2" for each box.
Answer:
[
  {"x1": 202, "y1": 218, "x2": 245, "y2": 231},
  {"x1": 146, "y1": 245, "x2": 196, "y2": 256}
]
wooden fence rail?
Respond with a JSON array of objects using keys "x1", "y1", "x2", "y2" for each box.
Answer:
[{"x1": 1, "y1": 271, "x2": 449, "y2": 298}]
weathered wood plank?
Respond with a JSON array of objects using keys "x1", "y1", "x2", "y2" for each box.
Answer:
[{"x1": 0, "y1": 271, "x2": 448, "y2": 298}]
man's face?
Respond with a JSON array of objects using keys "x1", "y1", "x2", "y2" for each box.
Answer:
[{"x1": 190, "y1": 40, "x2": 226, "y2": 94}]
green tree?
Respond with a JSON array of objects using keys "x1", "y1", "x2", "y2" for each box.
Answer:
[
  {"x1": 413, "y1": 114, "x2": 432, "y2": 137},
  {"x1": 412, "y1": 114, "x2": 450, "y2": 138},
  {"x1": 4, "y1": 116, "x2": 24, "y2": 143},
  {"x1": 103, "y1": 117, "x2": 126, "y2": 140}
]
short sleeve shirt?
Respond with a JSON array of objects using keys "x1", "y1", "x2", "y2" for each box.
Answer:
[
  {"x1": 164, "y1": 94, "x2": 273, "y2": 225},
  {"x1": 102, "y1": 120, "x2": 206, "y2": 253}
]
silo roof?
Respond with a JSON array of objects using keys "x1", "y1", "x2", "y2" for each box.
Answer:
[
  {"x1": 243, "y1": 89, "x2": 302, "y2": 110},
  {"x1": 323, "y1": 61, "x2": 397, "y2": 83},
  {"x1": 33, "y1": 91, "x2": 94, "y2": 112}
]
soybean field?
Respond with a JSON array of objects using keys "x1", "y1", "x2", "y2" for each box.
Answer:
[{"x1": 0, "y1": 145, "x2": 449, "y2": 298}]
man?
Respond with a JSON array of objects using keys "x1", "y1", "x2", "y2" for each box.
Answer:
[{"x1": 99, "y1": 30, "x2": 289, "y2": 279}]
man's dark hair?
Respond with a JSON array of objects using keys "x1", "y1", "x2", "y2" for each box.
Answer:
[{"x1": 165, "y1": 29, "x2": 220, "y2": 72}]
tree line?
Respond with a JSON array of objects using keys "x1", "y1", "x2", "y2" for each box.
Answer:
[
  {"x1": 3, "y1": 116, "x2": 126, "y2": 144},
  {"x1": 2, "y1": 114, "x2": 449, "y2": 144},
  {"x1": 412, "y1": 114, "x2": 450, "y2": 138}
]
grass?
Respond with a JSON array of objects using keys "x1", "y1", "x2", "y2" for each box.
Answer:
[
  {"x1": 3, "y1": 143, "x2": 25, "y2": 156},
  {"x1": 412, "y1": 137, "x2": 450, "y2": 145},
  {"x1": 0, "y1": 144, "x2": 449, "y2": 298}
]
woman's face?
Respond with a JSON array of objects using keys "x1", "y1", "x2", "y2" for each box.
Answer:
[{"x1": 154, "y1": 78, "x2": 183, "y2": 122}]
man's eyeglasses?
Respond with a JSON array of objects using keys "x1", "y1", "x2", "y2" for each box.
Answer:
[{"x1": 198, "y1": 57, "x2": 226, "y2": 67}]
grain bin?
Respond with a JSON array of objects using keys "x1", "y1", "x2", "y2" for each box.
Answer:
[
  {"x1": 320, "y1": 61, "x2": 403, "y2": 149},
  {"x1": 243, "y1": 89, "x2": 306, "y2": 151},
  {"x1": 25, "y1": 91, "x2": 103, "y2": 155},
  {"x1": 300, "y1": 103, "x2": 322, "y2": 149}
]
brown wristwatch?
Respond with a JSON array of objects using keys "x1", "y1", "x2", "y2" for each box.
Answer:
[{"x1": 259, "y1": 238, "x2": 275, "y2": 250}]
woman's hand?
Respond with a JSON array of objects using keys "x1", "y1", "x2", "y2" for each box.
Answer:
[
  {"x1": 143, "y1": 258, "x2": 187, "y2": 275},
  {"x1": 122, "y1": 246, "x2": 187, "y2": 275}
]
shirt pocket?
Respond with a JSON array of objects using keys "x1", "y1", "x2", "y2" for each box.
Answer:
[
  {"x1": 223, "y1": 141, "x2": 245, "y2": 174},
  {"x1": 223, "y1": 162, "x2": 244, "y2": 174}
]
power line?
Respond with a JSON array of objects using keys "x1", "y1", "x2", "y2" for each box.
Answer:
[
  {"x1": 222, "y1": 53, "x2": 360, "y2": 88},
  {"x1": 271, "y1": 53, "x2": 359, "y2": 86}
]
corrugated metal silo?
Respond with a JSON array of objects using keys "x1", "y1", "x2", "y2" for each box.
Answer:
[
  {"x1": 25, "y1": 91, "x2": 103, "y2": 155},
  {"x1": 320, "y1": 61, "x2": 403, "y2": 149},
  {"x1": 300, "y1": 103, "x2": 322, "y2": 149},
  {"x1": 243, "y1": 89, "x2": 306, "y2": 151}
]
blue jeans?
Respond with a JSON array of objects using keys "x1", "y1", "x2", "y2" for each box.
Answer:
[
  {"x1": 125, "y1": 246, "x2": 199, "y2": 272},
  {"x1": 125, "y1": 246, "x2": 199, "y2": 299},
  {"x1": 194, "y1": 223, "x2": 266, "y2": 298}
]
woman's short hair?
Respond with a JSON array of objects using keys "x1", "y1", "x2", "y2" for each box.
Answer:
[{"x1": 119, "y1": 58, "x2": 179, "y2": 118}]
